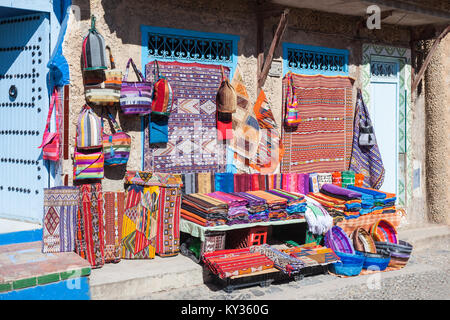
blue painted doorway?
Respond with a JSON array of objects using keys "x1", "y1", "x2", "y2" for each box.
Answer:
[{"x1": 0, "y1": 12, "x2": 51, "y2": 223}]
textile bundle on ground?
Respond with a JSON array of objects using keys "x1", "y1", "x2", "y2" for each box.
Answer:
[
  {"x1": 203, "y1": 248, "x2": 274, "y2": 279},
  {"x1": 281, "y1": 73, "x2": 353, "y2": 174},
  {"x1": 348, "y1": 89, "x2": 385, "y2": 189},
  {"x1": 75, "y1": 183, "x2": 105, "y2": 268},
  {"x1": 121, "y1": 171, "x2": 182, "y2": 258},
  {"x1": 144, "y1": 61, "x2": 227, "y2": 173},
  {"x1": 103, "y1": 191, "x2": 125, "y2": 263},
  {"x1": 42, "y1": 186, "x2": 79, "y2": 253}
]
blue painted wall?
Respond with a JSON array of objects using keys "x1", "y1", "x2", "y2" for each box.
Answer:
[{"x1": 0, "y1": 229, "x2": 43, "y2": 246}]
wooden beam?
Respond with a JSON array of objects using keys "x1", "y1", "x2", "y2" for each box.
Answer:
[
  {"x1": 257, "y1": 9, "x2": 265, "y2": 87},
  {"x1": 258, "y1": 8, "x2": 289, "y2": 90},
  {"x1": 411, "y1": 25, "x2": 449, "y2": 95}
]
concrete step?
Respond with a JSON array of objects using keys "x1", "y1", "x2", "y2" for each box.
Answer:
[
  {"x1": 397, "y1": 223, "x2": 450, "y2": 251},
  {"x1": 89, "y1": 254, "x2": 208, "y2": 300}
]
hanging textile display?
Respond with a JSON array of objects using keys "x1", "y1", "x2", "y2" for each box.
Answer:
[
  {"x1": 121, "y1": 171, "x2": 182, "y2": 259},
  {"x1": 103, "y1": 191, "x2": 125, "y2": 263},
  {"x1": 348, "y1": 89, "x2": 385, "y2": 189},
  {"x1": 281, "y1": 72, "x2": 354, "y2": 174},
  {"x1": 250, "y1": 90, "x2": 283, "y2": 174},
  {"x1": 42, "y1": 186, "x2": 79, "y2": 253},
  {"x1": 75, "y1": 183, "x2": 105, "y2": 268},
  {"x1": 144, "y1": 61, "x2": 227, "y2": 173}
]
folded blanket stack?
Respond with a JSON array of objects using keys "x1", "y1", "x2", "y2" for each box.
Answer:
[
  {"x1": 232, "y1": 192, "x2": 269, "y2": 223},
  {"x1": 181, "y1": 193, "x2": 229, "y2": 226},
  {"x1": 346, "y1": 185, "x2": 396, "y2": 214},
  {"x1": 266, "y1": 189, "x2": 307, "y2": 220},
  {"x1": 208, "y1": 191, "x2": 249, "y2": 226},
  {"x1": 282, "y1": 243, "x2": 340, "y2": 267},
  {"x1": 307, "y1": 183, "x2": 362, "y2": 220},
  {"x1": 246, "y1": 190, "x2": 288, "y2": 221},
  {"x1": 203, "y1": 248, "x2": 274, "y2": 279}
]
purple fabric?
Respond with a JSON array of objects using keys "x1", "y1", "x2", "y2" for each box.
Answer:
[
  {"x1": 207, "y1": 191, "x2": 248, "y2": 207},
  {"x1": 228, "y1": 206, "x2": 249, "y2": 217},
  {"x1": 297, "y1": 173, "x2": 309, "y2": 194},
  {"x1": 231, "y1": 192, "x2": 267, "y2": 207},
  {"x1": 321, "y1": 183, "x2": 361, "y2": 198}
]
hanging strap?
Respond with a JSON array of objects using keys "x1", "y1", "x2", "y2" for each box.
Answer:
[
  {"x1": 38, "y1": 87, "x2": 59, "y2": 148},
  {"x1": 89, "y1": 15, "x2": 96, "y2": 32},
  {"x1": 220, "y1": 65, "x2": 226, "y2": 82},
  {"x1": 123, "y1": 58, "x2": 145, "y2": 82},
  {"x1": 105, "y1": 45, "x2": 115, "y2": 69},
  {"x1": 101, "y1": 107, "x2": 122, "y2": 134}
]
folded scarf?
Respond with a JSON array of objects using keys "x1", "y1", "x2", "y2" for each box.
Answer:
[
  {"x1": 231, "y1": 192, "x2": 267, "y2": 207},
  {"x1": 207, "y1": 191, "x2": 248, "y2": 207},
  {"x1": 246, "y1": 190, "x2": 288, "y2": 205},
  {"x1": 228, "y1": 206, "x2": 249, "y2": 217},
  {"x1": 346, "y1": 185, "x2": 386, "y2": 199},
  {"x1": 321, "y1": 183, "x2": 362, "y2": 200},
  {"x1": 184, "y1": 193, "x2": 228, "y2": 211}
]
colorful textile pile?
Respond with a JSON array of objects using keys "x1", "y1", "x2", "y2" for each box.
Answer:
[
  {"x1": 121, "y1": 171, "x2": 182, "y2": 259},
  {"x1": 76, "y1": 183, "x2": 105, "y2": 268},
  {"x1": 43, "y1": 186, "x2": 79, "y2": 253},
  {"x1": 347, "y1": 185, "x2": 396, "y2": 214},
  {"x1": 231, "y1": 192, "x2": 269, "y2": 222},
  {"x1": 181, "y1": 193, "x2": 228, "y2": 227},
  {"x1": 282, "y1": 243, "x2": 340, "y2": 267},
  {"x1": 144, "y1": 61, "x2": 227, "y2": 173},
  {"x1": 182, "y1": 172, "x2": 215, "y2": 195},
  {"x1": 266, "y1": 189, "x2": 307, "y2": 219},
  {"x1": 207, "y1": 191, "x2": 249, "y2": 225},
  {"x1": 250, "y1": 244, "x2": 305, "y2": 276},
  {"x1": 246, "y1": 190, "x2": 288, "y2": 221},
  {"x1": 281, "y1": 73, "x2": 353, "y2": 174},
  {"x1": 203, "y1": 248, "x2": 274, "y2": 279}
]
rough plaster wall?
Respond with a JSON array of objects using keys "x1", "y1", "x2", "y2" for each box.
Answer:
[
  {"x1": 424, "y1": 34, "x2": 450, "y2": 225},
  {"x1": 62, "y1": 0, "x2": 418, "y2": 200}
]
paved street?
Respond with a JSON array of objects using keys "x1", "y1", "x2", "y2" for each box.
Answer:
[{"x1": 134, "y1": 239, "x2": 449, "y2": 300}]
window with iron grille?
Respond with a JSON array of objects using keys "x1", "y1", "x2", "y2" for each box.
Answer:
[{"x1": 283, "y1": 43, "x2": 349, "y2": 76}]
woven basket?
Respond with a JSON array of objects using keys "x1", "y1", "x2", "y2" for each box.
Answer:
[
  {"x1": 356, "y1": 251, "x2": 391, "y2": 271},
  {"x1": 351, "y1": 227, "x2": 377, "y2": 253},
  {"x1": 330, "y1": 251, "x2": 364, "y2": 276},
  {"x1": 324, "y1": 226, "x2": 355, "y2": 254},
  {"x1": 374, "y1": 240, "x2": 413, "y2": 268},
  {"x1": 371, "y1": 219, "x2": 398, "y2": 244}
]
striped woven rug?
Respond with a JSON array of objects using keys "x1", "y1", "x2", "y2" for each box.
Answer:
[{"x1": 281, "y1": 73, "x2": 354, "y2": 173}]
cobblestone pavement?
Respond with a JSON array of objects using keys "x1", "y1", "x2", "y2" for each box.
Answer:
[{"x1": 136, "y1": 240, "x2": 449, "y2": 300}]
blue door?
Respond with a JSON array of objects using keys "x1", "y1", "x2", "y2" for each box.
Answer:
[
  {"x1": 0, "y1": 13, "x2": 50, "y2": 223},
  {"x1": 369, "y1": 58, "x2": 400, "y2": 194}
]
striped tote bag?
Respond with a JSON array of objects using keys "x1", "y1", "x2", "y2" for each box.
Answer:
[
  {"x1": 102, "y1": 108, "x2": 131, "y2": 166},
  {"x1": 120, "y1": 58, "x2": 152, "y2": 115},
  {"x1": 76, "y1": 105, "x2": 103, "y2": 149}
]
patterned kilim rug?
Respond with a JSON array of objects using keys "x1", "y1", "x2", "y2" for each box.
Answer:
[
  {"x1": 281, "y1": 73, "x2": 354, "y2": 173},
  {"x1": 144, "y1": 61, "x2": 227, "y2": 173}
]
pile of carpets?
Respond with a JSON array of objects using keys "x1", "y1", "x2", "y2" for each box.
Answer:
[
  {"x1": 266, "y1": 189, "x2": 307, "y2": 220},
  {"x1": 246, "y1": 190, "x2": 288, "y2": 221},
  {"x1": 181, "y1": 193, "x2": 228, "y2": 226},
  {"x1": 207, "y1": 191, "x2": 250, "y2": 225},
  {"x1": 203, "y1": 248, "x2": 274, "y2": 279},
  {"x1": 232, "y1": 192, "x2": 269, "y2": 223}
]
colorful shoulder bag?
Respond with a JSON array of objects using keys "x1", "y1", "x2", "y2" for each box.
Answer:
[
  {"x1": 76, "y1": 105, "x2": 103, "y2": 149},
  {"x1": 102, "y1": 108, "x2": 131, "y2": 166},
  {"x1": 38, "y1": 88, "x2": 60, "y2": 161},
  {"x1": 120, "y1": 58, "x2": 152, "y2": 115},
  {"x1": 284, "y1": 72, "x2": 301, "y2": 126},
  {"x1": 151, "y1": 60, "x2": 173, "y2": 116},
  {"x1": 85, "y1": 46, "x2": 122, "y2": 106}
]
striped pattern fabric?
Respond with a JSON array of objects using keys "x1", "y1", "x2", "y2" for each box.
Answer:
[
  {"x1": 76, "y1": 105, "x2": 103, "y2": 149},
  {"x1": 349, "y1": 90, "x2": 385, "y2": 189},
  {"x1": 284, "y1": 72, "x2": 301, "y2": 126},
  {"x1": 42, "y1": 187, "x2": 79, "y2": 253},
  {"x1": 335, "y1": 211, "x2": 402, "y2": 236},
  {"x1": 120, "y1": 58, "x2": 152, "y2": 115},
  {"x1": 144, "y1": 61, "x2": 228, "y2": 173},
  {"x1": 103, "y1": 192, "x2": 125, "y2": 263},
  {"x1": 75, "y1": 183, "x2": 105, "y2": 268},
  {"x1": 73, "y1": 150, "x2": 104, "y2": 180},
  {"x1": 85, "y1": 70, "x2": 122, "y2": 106},
  {"x1": 156, "y1": 187, "x2": 182, "y2": 257},
  {"x1": 82, "y1": 29, "x2": 107, "y2": 71},
  {"x1": 102, "y1": 110, "x2": 131, "y2": 166},
  {"x1": 281, "y1": 73, "x2": 353, "y2": 173}
]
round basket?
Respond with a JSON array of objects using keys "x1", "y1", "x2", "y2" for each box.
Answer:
[
  {"x1": 324, "y1": 226, "x2": 355, "y2": 254},
  {"x1": 356, "y1": 251, "x2": 391, "y2": 271},
  {"x1": 351, "y1": 227, "x2": 377, "y2": 253},
  {"x1": 374, "y1": 240, "x2": 413, "y2": 268},
  {"x1": 371, "y1": 219, "x2": 398, "y2": 244},
  {"x1": 330, "y1": 251, "x2": 364, "y2": 276}
]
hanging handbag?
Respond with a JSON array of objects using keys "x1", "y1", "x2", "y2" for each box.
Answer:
[
  {"x1": 216, "y1": 65, "x2": 236, "y2": 113},
  {"x1": 359, "y1": 118, "x2": 376, "y2": 147},
  {"x1": 85, "y1": 46, "x2": 122, "y2": 106},
  {"x1": 76, "y1": 105, "x2": 103, "y2": 149},
  {"x1": 38, "y1": 88, "x2": 60, "y2": 161},
  {"x1": 102, "y1": 108, "x2": 131, "y2": 166},
  {"x1": 82, "y1": 15, "x2": 107, "y2": 71},
  {"x1": 284, "y1": 72, "x2": 301, "y2": 126},
  {"x1": 73, "y1": 148, "x2": 104, "y2": 180},
  {"x1": 120, "y1": 58, "x2": 152, "y2": 115},
  {"x1": 151, "y1": 60, "x2": 173, "y2": 116}
]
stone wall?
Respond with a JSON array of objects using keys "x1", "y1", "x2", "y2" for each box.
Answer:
[{"x1": 62, "y1": 0, "x2": 437, "y2": 224}]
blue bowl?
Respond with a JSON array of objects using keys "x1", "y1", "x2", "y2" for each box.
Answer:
[
  {"x1": 330, "y1": 261, "x2": 363, "y2": 276},
  {"x1": 356, "y1": 251, "x2": 391, "y2": 271}
]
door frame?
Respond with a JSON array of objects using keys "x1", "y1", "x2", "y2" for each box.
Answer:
[{"x1": 361, "y1": 44, "x2": 412, "y2": 207}]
